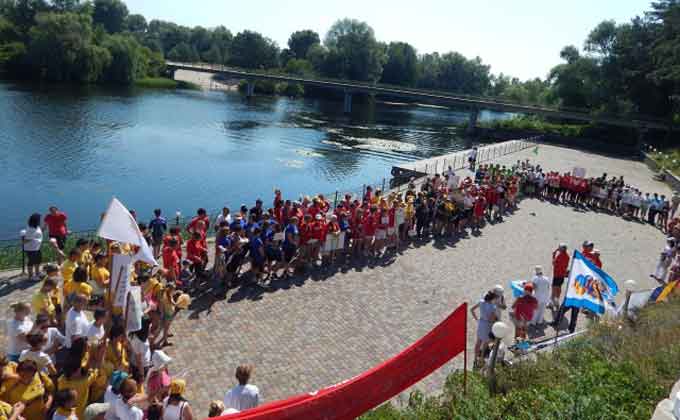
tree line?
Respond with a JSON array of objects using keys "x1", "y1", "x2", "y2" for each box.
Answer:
[{"x1": 0, "y1": 0, "x2": 678, "y2": 120}]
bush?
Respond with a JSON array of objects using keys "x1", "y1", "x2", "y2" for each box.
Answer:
[
  {"x1": 361, "y1": 298, "x2": 680, "y2": 420},
  {"x1": 650, "y1": 148, "x2": 680, "y2": 176}
]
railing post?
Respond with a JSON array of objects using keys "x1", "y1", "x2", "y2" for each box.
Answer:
[
  {"x1": 382, "y1": 178, "x2": 386, "y2": 193},
  {"x1": 334, "y1": 191, "x2": 338, "y2": 208},
  {"x1": 362, "y1": 184, "x2": 366, "y2": 201},
  {"x1": 425, "y1": 164, "x2": 428, "y2": 174}
]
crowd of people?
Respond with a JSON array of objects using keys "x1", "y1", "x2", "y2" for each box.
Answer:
[{"x1": 5, "y1": 154, "x2": 680, "y2": 420}]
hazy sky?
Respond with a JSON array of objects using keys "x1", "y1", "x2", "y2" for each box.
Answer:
[{"x1": 125, "y1": 0, "x2": 650, "y2": 80}]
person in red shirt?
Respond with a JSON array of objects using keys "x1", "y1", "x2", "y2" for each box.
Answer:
[
  {"x1": 186, "y1": 232, "x2": 208, "y2": 272},
  {"x1": 560, "y1": 173, "x2": 572, "y2": 203},
  {"x1": 163, "y1": 238, "x2": 180, "y2": 281},
  {"x1": 387, "y1": 202, "x2": 397, "y2": 250},
  {"x1": 310, "y1": 214, "x2": 326, "y2": 264},
  {"x1": 512, "y1": 283, "x2": 538, "y2": 341},
  {"x1": 299, "y1": 214, "x2": 313, "y2": 265},
  {"x1": 351, "y1": 208, "x2": 365, "y2": 258},
  {"x1": 551, "y1": 243, "x2": 570, "y2": 307},
  {"x1": 187, "y1": 208, "x2": 210, "y2": 238},
  {"x1": 363, "y1": 207, "x2": 377, "y2": 257},
  {"x1": 44, "y1": 206, "x2": 68, "y2": 249},
  {"x1": 473, "y1": 194, "x2": 486, "y2": 232},
  {"x1": 323, "y1": 214, "x2": 340, "y2": 265}
]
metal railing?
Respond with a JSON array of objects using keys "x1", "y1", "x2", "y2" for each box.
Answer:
[{"x1": 0, "y1": 138, "x2": 535, "y2": 272}]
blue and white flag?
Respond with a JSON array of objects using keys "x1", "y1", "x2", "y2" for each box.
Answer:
[{"x1": 564, "y1": 251, "x2": 619, "y2": 314}]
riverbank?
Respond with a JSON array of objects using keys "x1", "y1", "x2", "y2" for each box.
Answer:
[{"x1": 135, "y1": 77, "x2": 201, "y2": 90}]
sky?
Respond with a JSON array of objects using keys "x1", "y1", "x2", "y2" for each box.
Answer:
[{"x1": 125, "y1": 0, "x2": 651, "y2": 81}]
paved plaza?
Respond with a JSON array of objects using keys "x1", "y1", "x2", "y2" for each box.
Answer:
[{"x1": 0, "y1": 143, "x2": 673, "y2": 417}]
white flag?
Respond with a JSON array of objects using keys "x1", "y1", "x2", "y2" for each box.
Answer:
[{"x1": 97, "y1": 197, "x2": 157, "y2": 266}]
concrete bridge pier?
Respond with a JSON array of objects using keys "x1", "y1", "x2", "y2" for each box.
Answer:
[
  {"x1": 466, "y1": 108, "x2": 480, "y2": 136},
  {"x1": 246, "y1": 80, "x2": 255, "y2": 98},
  {"x1": 343, "y1": 90, "x2": 353, "y2": 114}
]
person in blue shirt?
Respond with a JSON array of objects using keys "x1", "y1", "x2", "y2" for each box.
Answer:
[
  {"x1": 282, "y1": 216, "x2": 300, "y2": 277},
  {"x1": 149, "y1": 208, "x2": 167, "y2": 258},
  {"x1": 250, "y1": 226, "x2": 266, "y2": 283}
]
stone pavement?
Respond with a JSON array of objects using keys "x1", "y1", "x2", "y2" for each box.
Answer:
[{"x1": 0, "y1": 144, "x2": 673, "y2": 417}]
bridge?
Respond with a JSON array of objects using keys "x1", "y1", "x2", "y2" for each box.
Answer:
[{"x1": 166, "y1": 61, "x2": 674, "y2": 132}]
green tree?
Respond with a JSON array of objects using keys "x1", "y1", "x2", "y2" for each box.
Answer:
[
  {"x1": 284, "y1": 58, "x2": 314, "y2": 76},
  {"x1": 92, "y1": 0, "x2": 128, "y2": 33},
  {"x1": 28, "y1": 11, "x2": 111, "y2": 82},
  {"x1": 287, "y1": 29, "x2": 319, "y2": 59},
  {"x1": 51, "y1": 0, "x2": 80, "y2": 12},
  {"x1": 229, "y1": 29, "x2": 279, "y2": 69},
  {"x1": 101, "y1": 33, "x2": 146, "y2": 83},
  {"x1": 201, "y1": 43, "x2": 222, "y2": 64},
  {"x1": 125, "y1": 13, "x2": 147, "y2": 34},
  {"x1": 380, "y1": 41, "x2": 417, "y2": 86},
  {"x1": 323, "y1": 18, "x2": 385, "y2": 82},
  {"x1": 166, "y1": 41, "x2": 198, "y2": 62}
]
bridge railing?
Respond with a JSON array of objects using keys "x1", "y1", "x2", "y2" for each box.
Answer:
[{"x1": 168, "y1": 61, "x2": 672, "y2": 126}]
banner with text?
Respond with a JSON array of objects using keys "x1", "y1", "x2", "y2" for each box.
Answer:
[{"x1": 215, "y1": 303, "x2": 467, "y2": 420}]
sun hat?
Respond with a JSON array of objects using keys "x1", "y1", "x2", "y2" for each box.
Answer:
[
  {"x1": 176, "y1": 293, "x2": 191, "y2": 310},
  {"x1": 169, "y1": 379, "x2": 186, "y2": 396},
  {"x1": 83, "y1": 403, "x2": 109, "y2": 420},
  {"x1": 534, "y1": 265, "x2": 543, "y2": 274}
]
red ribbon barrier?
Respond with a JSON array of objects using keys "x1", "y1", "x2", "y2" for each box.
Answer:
[{"x1": 214, "y1": 302, "x2": 467, "y2": 420}]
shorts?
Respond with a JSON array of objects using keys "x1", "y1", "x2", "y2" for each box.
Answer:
[
  {"x1": 251, "y1": 258, "x2": 264, "y2": 271},
  {"x1": 226, "y1": 254, "x2": 243, "y2": 273},
  {"x1": 387, "y1": 227, "x2": 396, "y2": 236},
  {"x1": 283, "y1": 245, "x2": 297, "y2": 263},
  {"x1": 49, "y1": 234, "x2": 66, "y2": 250},
  {"x1": 26, "y1": 250, "x2": 42, "y2": 266},
  {"x1": 152, "y1": 235, "x2": 164, "y2": 247},
  {"x1": 552, "y1": 276, "x2": 565, "y2": 287}
]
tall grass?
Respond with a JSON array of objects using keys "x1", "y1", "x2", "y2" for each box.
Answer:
[
  {"x1": 362, "y1": 298, "x2": 680, "y2": 420},
  {"x1": 649, "y1": 148, "x2": 680, "y2": 176}
]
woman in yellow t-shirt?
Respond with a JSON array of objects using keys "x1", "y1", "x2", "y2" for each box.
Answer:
[{"x1": 0, "y1": 360, "x2": 53, "y2": 420}]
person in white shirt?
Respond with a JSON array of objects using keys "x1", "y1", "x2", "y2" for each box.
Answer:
[
  {"x1": 86, "y1": 309, "x2": 107, "y2": 346},
  {"x1": 19, "y1": 332, "x2": 56, "y2": 375},
  {"x1": 223, "y1": 365, "x2": 260, "y2": 412},
  {"x1": 112, "y1": 378, "x2": 144, "y2": 420},
  {"x1": 6, "y1": 302, "x2": 33, "y2": 362},
  {"x1": 22, "y1": 213, "x2": 44, "y2": 280},
  {"x1": 215, "y1": 207, "x2": 232, "y2": 231},
  {"x1": 531, "y1": 265, "x2": 552, "y2": 325},
  {"x1": 65, "y1": 294, "x2": 90, "y2": 348},
  {"x1": 468, "y1": 147, "x2": 478, "y2": 170}
]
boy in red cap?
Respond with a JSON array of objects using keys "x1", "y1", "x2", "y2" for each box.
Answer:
[{"x1": 511, "y1": 283, "x2": 538, "y2": 341}]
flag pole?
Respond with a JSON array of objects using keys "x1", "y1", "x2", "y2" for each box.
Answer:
[
  {"x1": 111, "y1": 268, "x2": 123, "y2": 311},
  {"x1": 123, "y1": 290, "x2": 132, "y2": 331},
  {"x1": 553, "y1": 250, "x2": 576, "y2": 354},
  {"x1": 463, "y1": 301, "x2": 468, "y2": 395}
]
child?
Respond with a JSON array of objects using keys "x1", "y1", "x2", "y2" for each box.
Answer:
[
  {"x1": 163, "y1": 239, "x2": 181, "y2": 283},
  {"x1": 146, "y1": 350, "x2": 172, "y2": 402},
  {"x1": 51, "y1": 389, "x2": 78, "y2": 420},
  {"x1": 158, "y1": 284, "x2": 179, "y2": 347},
  {"x1": 249, "y1": 227, "x2": 266, "y2": 282},
  {"x1": 86, "y1": 308, "x2": 107, "y2": 347},
  {"x1": 6, "y1": 302, "x2": 33, "y2": 362},
  {"x1": 19, "y1": 332, "x2": 56, "y2": 375},
  {"x1": 64, "y1": 267, "x2": 93, "y2": 307},
  {"x1": 89, "y1": 253, "x2": 110, "y2": 306},
  {"x1": 511, "y1": 284, "x2": 538, "y2": 341},
  {"x1": 32, "y1": 278, "x2": 57, "y2": 324},
  {"x1": 61, "y1": 249, "x2": 81, "y2": 294},
  {"x1": 178, "y1": 260, "x2": 195, "y2": 291}
]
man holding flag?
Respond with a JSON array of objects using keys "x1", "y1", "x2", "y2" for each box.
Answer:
[{"x1": 553, "y1": 241, "x2": 619, "y2": 333}]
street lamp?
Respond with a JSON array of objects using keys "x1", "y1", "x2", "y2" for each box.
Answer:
[
  {"x1": 488, "y1": 321, "x2": 509, "y2": 393},
  {"x1": 622, "y1": 279, "x2": 637, "y2": 320},
  {"x1": 175, "y1": 211, "x2": 181, "y2": 226},
  {"x1": 19, "y1": 229, "x2": 26, "y2": 275}
]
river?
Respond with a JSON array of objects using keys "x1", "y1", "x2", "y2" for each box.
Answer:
[{"x1": 0, "y1": 81, "x2": 510, "y2": 238}]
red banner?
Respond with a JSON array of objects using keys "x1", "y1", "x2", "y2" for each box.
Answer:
[{"x1": 214, "y1": 302, "x2": 467, "y2": 420}]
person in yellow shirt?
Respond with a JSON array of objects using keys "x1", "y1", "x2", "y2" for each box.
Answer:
[
  {"x1": 89, "y1": 254, "x2": 109, "y2": 304},
  {"x1": 61, "y1": 250, "x2": 80, "y2": 306},
  {"x1": 76, "y1": 239, "x2": 93, "y2": 271},
  {"x1": 0, "y1": 360, "x2": 54, "y2": 420},
  {"x1": 0, "y1": 399, "x2": 25, "y2": 420},
  {"x1": 63, "y1": 267, "x2": 92, "y2": 305},
  {"x1": 31, "y1": 279, "x2": 56, "y2": 323},
  {"x1": 57, "y1": 341, "x2": 104, "y2": 419},
  {"x1": 51, "y1": 389, "x2": 77, "y2": 420}
]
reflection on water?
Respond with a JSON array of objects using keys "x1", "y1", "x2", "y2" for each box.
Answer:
[{"x1": 0, "y1": 82, "x2": 510, "y2": 238}]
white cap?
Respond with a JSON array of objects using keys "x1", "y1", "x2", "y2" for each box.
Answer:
[
  {"x1": 151, "y1": 350, "x2": 172, "y2": 370},
  {"x1": 493, "y1": 284, "x2": 504, "y2": 294},
  {"x1": 559, "y1": 243, "x2": 567, "y2": 249},
  {"x1": 534, "y1": 265, "x2": 543, "y2": 274}
]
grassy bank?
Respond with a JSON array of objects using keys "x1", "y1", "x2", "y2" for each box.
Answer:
[
  {"x1": 362, "y1": 297, "x2": 680, "y2": 420},
  {"x1": 649, "y1": 148, "x2": 680, "y2": 176},
  {"x1": 135, "y1": 77, "x2": 200, "y2": 90}
]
